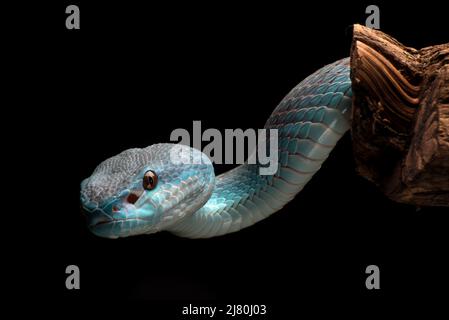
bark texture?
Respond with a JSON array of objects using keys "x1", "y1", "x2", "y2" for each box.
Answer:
[{"x1": 350, "y1": 24, "x2": 449, "y2": 207}]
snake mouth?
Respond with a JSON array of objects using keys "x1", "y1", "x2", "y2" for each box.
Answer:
[
  {"x1": 86, "y1": 210, "x2": 114, "y2": 228},
  {"x1": 93, "y1": 218, "x2": 114, "y2": 226}
]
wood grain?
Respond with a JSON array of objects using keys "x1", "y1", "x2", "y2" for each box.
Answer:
[{"x1": 350, "y1": 24, "x2": 449, "y2": 207}]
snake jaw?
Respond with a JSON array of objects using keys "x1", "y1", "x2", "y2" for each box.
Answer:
[
  {"x1": 86, "y1": 198, "x2": 160, "y2": 238},
  {"x1": 86, "y1": 180, "x2": 173, "y2": 238},
  {"x1": 87, "y1": 210, "x2": 113, "y2": 227}
]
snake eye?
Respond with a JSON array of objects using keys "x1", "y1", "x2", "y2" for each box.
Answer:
[{"x1": 143, "y1": 170, "x2": 158, "y2": 190}]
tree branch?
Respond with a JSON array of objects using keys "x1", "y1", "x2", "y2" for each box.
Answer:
[{"x1": 350, "y1": 24, "x2": 449, "y2": 207}]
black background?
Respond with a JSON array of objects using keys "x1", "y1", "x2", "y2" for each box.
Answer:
[{"x1": 18, "y1": 0, "x2": 448, "y2": 317}]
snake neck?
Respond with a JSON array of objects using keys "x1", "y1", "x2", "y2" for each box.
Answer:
[{"x1": 168, "y1": 58, "x2": 353, "y2": 238}]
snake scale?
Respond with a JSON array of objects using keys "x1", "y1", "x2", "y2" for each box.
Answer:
[{"x1": 81, "y1": 58, "x2": 353, "y2": 238}]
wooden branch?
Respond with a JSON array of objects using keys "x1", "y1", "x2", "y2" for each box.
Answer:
[{"x1": 350, "y1": 24, "x2": 449, "y2": 207}]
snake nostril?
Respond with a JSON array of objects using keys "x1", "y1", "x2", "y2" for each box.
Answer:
[{"x1": 126, "y1": 191, "x2": 142, "y2": 204}]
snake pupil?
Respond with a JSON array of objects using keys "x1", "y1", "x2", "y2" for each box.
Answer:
[{"x1": 143, "y1": 170, "x2": 158, "y2": 190}]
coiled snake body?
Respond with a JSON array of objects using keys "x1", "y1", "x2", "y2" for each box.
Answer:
[{"x1": 81, "y1": 58, "x2": 353, "y2": 238}]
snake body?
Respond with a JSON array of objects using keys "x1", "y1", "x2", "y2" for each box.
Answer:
[{"x1": 81, "y1": 58, "x2": 353, "y2": 238}]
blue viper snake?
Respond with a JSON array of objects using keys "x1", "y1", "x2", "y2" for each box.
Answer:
[
  {"x1": 81, "y1": 58, "x2": 354, "y2": 238},
  {"x1": 81, "y1": 58, "x2": 352, "y2": 238}
]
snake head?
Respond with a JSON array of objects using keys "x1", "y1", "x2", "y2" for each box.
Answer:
[{"x1": 80, "y1": 144, "x2": 215, "y2": 238}]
